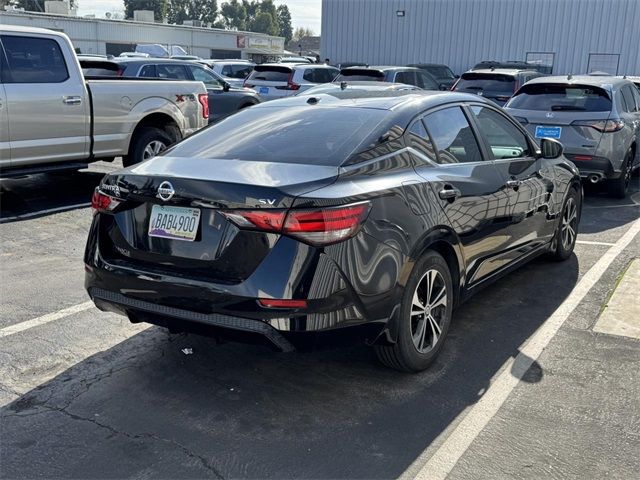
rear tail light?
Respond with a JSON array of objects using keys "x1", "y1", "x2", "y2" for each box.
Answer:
[
  {"x1": 573, "y1": 155, "x2": 593, "y2": 161},
  {"x1": 221, "y1": 202, "x2": 371, "y2": 246},
  {"x1": 198, "y1": 93, "x2": 209, "y2": 119},
  {"x1": 258, "y1": 299, "x2": 308, "y2": 309},
  {"x1": 91, "y1": 188, "x2": 120, "y2": 214},
  {"x1": 571, "y1": 119, "x2": 624, "y2": 132},
  {"x1": 276, "y1": 72, "x2": 300, "y2": 91}
]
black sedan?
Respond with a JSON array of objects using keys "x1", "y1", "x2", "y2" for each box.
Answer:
[
  {"x1": 85, "y1": 92, "x2": 582, "y2": 372},
  {"x1": 80, "y1": 57, "x2": 261, "y2": 123}
]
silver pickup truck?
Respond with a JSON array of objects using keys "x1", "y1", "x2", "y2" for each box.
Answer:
[{"x1": 0, "y1": 25, "x2": 208, "y2": 176}]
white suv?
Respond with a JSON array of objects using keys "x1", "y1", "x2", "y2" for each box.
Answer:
[
  {"x1": 203, "y1": 60, "x2": 255, "y2": 88},
  {"x1": 244, "y1": 64, "x2": 340, "y2": 100}
]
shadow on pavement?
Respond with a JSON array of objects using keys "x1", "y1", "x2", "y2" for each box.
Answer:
[
  {"x1": 578, "y1": 181, "x2": 639, "y2": 235},
  {"x1": 1, "y1": 254, "x2": 579, "y2": 479},
  {"x1": 0, "y1": 170, "x2": 105, "y2": 223}
]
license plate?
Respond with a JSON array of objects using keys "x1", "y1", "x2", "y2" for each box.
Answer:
[
  {"x1": 259, "y1": 86, "x2": 269, "y2": 95},
  {"x1": 535, "y1": 126, "x2": 562, "y2": 139},
  {"x1": 148, "y1": 205, "x2": 200, "y2": 242}
]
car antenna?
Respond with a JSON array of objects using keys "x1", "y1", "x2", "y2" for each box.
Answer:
[
  {"x1": 340, "y1": 81, "x2": 348, "y2": 90},
  {"x1": 567, "y1": 73, "x2": 573, "y2": 80}
]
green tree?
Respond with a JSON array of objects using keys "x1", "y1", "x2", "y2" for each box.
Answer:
[
  {"x1": 168, "y1": 0, "x2": 218, "y2": 25},
  {"x1": 217, "y1": 0, "x2": 247, "y2": 30},
  {"x1": 11, "y1": 0, "x2": 77, "y2": 11},
  {"x1": 249, "y1": 10, "x2": 277, "y2": 36},
  {"x1": 276, "y1": 4, "x2": 292, "y2": 43},
  {"x1": 292, "y1": 26, "x2": 316, "y2": 42},
  {"x1": 124, "y1": 0, "x2": 168, "y2": 21}
]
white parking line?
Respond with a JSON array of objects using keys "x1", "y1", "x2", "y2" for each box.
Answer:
[
  {"x1": 576, "y1": 240, "x2": 616, "y2": 246},
  {"x1": 408, "y1": 217, "x2": 640, "y2": 480},
  {"x1": 0, "y1": 301, "x2": 94, "y2": 339},
  {"x1": 0, "y1": 202, "x2": 91, "y2": 223}
]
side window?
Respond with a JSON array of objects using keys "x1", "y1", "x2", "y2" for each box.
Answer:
[
  {"x1": 1, "y1": 35, "x2": 69, "y2": 83},
  {"x1": 406, "y1": 120, "x2": 436, "y2": 160},
  {"x1": 139, "y1": 65, "x2": 156, "y2": 77},
  {"x1": 155, "y1": 64, "x2": 189, "y2": 80},
  {"x1": 423, "y1": 107, "x2": 484, "y2": 164},
  {"x1": 621, "y1": 86, "x2": 637, "y2": 113},
  {"x1": 632, "y1": 86, "x2": 640, "y2": 112},
  {"x1": 221, "y1": 65, "x2": 232, "y2": 76},
  {"x1": 470, "y1": 106, "x2": 531, "y2": 159},
  {"x1": 303, "y1": 68, "x2": 338, "y2": 83},
  {"x1": 395, "y1": 70, "x2": 418, "y2": 86},
  {"x1": 189, "y1": 66, "x2": 223, "y2": 87}
]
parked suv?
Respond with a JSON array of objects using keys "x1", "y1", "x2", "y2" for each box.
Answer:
[
  {"x1": 335, "y1": 66, "x2": 439, "y2": 90},
  {"x1": 472, "y1": 60, "x2": 552, "y2": 75},
  {"x1": 506, "y1": 76, "x2": 640, "y2": 197},
  {"x1": 80, "y1": 58, "x2": 260, "y2": 123},
  {"x1": 407, "y1": 63, "x2": 458, "y2": 89},
  {"x1": 244, "y1": 63, "x2": 339, "y2": 100},
  {"x1": 453, "y1": 69, "x2": 545, "y2": 106},
  {"x1": 200, "y1": 60, "x2": 255, "y2": 88}
]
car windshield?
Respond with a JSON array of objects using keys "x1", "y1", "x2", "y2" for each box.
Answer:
[
  {"x1": 507, "y1": 84, "x2": 612, "y2": 111},
  {"x1": 335, "y1": 69, "x2": 384, "y2": 81},
  {"x1": 165, "y1": 106, "x2": 388, "y2": 166},
  {"x1": 456, "y1": 73, "x2": 515, "y2": 92},
  {"x1": 247, "y1": 67, "x2": 291, "y2": 82}
]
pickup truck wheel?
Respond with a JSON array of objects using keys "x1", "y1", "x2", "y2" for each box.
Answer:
[{"x1": 124, "y1": 127, "x2": 172, "y2": 167}]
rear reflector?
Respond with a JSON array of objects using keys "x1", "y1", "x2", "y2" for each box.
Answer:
[
  {"x1": 258, "y1": 299, "x2": 308, "y2": 309},
  {"x1": 91, "y1": 188, "x2": 120, "y2": 214},
  {"x1": 221, "y1": 202, "x2": 371, "y2": 246},
  {"x1": 198, "y1": 93, "x2": 209, "y2": 119},
  {"x1": 573, "y1": 155, "x2": 593, "y2": 161}
]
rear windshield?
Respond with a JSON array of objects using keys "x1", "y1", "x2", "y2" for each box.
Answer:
[
  {"x1": 303, "y1": 67, "x2": 339, "y2": 83},
  {"x1": 423, "y1": 66, "x2": 454, "y2": 79},
  {"x1": 335, "y1": 69, "x2": 384, "y2": 81},
  {"x1": 508, "y1": 84, "x2": 612, "y2": 111},
  {"x1": 165, "y1": 106, "x2": 388, "y2": 166},
  {"x1": 455, "y1": 73, "x2": 515, "y2": 92},
  {"x1": 247, "y1": 66, "x2": 291, "y2": 82}
]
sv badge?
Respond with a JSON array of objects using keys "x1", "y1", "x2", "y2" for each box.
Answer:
[{"x1": 258, "y1": 199, "x2": 276, "y2": 206}]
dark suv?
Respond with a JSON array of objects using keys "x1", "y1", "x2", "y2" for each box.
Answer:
[
  {"x1": 407, "y1": 63, "x2": 458, "y2": 89},
  {"x1": 453, "y1": 68, "x2": 545, "y2": 106},
  {"x1": 335, "y1": 66, "x2": 439, "y2": 90},
  {"x1": 85, "y1": 91, "x2": 582, "y2": 372},
  {"x1": 80, "y1": 57, "x2": 260, "y2": 123}
]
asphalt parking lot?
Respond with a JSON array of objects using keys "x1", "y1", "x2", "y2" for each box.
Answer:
[{"x1": 1, "y1": 162, "x2": 639, "y2": 479}]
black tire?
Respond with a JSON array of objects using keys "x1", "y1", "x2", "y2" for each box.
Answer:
[
  {"x1": 123, "y1": 127, "x2": 172, "y2": 168},
  {"x1": 550, "y1": 187, "x2": 580, "y2": 261},
  {"x1": 374, "y1": 250, "x2": 453, "y2": 372},
  {"x1": 606, "y1": 150, "x2": 633, "y2": 199}
]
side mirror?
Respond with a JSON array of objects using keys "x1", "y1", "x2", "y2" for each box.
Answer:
[
  {"x1": 222, "y1": 82, "x2": 231, "y2": 92},
  {"x1": 540, "y1": 137, "x2": 563, "y2": 159}
]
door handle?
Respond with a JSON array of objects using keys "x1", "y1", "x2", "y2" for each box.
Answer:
[
  {"x1": 439, "y1": 186, "x2": 461, "y2": 200},
  {"x1": 62, "y1": 96, "x2": 82, "y2": 105},
  {"x1": 506, "y1": 179, "x2": 522, "y2": 189}
]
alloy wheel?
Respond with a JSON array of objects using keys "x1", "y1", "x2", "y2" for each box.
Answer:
[
  {"x1": 561, "y1": 197, "x2": 578, "y2": 251},
  {"x1": 143, "y1": 140, "x2": 167, "y2": 160},
  {"x1": 410, "y1": 269, "x2": 448, "y2": 354}
]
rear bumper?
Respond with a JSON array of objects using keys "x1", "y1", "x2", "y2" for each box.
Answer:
[{"x1": 565, "y1": 154, "x2": 621, "y2": 180}]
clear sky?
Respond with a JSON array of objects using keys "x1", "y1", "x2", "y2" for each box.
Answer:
[{"x1": 76, "y1": 0, "x2": 322, "y2": 34}]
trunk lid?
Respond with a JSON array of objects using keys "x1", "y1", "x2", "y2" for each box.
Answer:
[{"x1": 98, "y1": 157, "x2": 338, "y2": 283}]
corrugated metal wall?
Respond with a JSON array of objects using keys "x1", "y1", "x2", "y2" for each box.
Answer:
[{"x1": 321, "y1": 0, "x2": 640, "y2": 75}]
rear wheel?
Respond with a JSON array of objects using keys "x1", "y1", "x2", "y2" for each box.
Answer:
[
  {"x1": 375, "y1": 251, "x2": 453, "y2": 372},
  {"x1": 607, "y1": 150, "x2": 633, "y2": 198},
  {"x1": 550, "y1": 187, "x2": 580, "y2": 261},
  {"x1": 124, "y1": 127, "x2": 172, "y2": 168}
]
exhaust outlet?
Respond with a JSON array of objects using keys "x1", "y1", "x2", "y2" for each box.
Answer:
[{"x1": 588, "y1": 174, "x2": 601, "y2": 184}]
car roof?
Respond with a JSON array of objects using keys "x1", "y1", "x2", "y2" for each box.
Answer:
[
  {"x1": 212, "y1": 60, "x2": 255, "y2": 65},
  {"x1": 0, "y1": 24, "x2": 58, "y2": 35},
  {"x1": 408, "y1": 63, "x2": 449, "y2": 68},
  {"x1": 526, "y1": 75, "x2": 632, "y2": 88},
  {"x1": 256, "y1": 63, "x2": 337, "y2": 70},
  {"x1": 465, "y1": 68, "x2": 538, "y2": 75},
  {"x1": 250, "y1": 91, "x2": 493, "y2": 118}
]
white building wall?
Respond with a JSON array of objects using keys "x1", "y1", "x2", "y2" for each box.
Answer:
[
  {"x1": 321, "y1": 0, "x2": 640, "y2": 75},
  {"x1": 0, "y1": 11, "x2": 284, "y2": 59}
]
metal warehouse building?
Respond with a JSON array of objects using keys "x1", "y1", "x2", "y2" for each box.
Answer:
[
  {"x1": 321, "y1": 0, "x2": 640, "y2": 75},
  {"x1": 0, "y1": 10, "x2": 284, "y2": 61}
]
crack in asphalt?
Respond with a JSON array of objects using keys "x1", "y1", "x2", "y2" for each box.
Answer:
[{"x1": 4, "y1": 404, "x2": 225, "y2": 479}]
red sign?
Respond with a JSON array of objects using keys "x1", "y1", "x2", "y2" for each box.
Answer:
[{"x1": 236, "y1": 35, "x2": 246, "y2": 49}]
